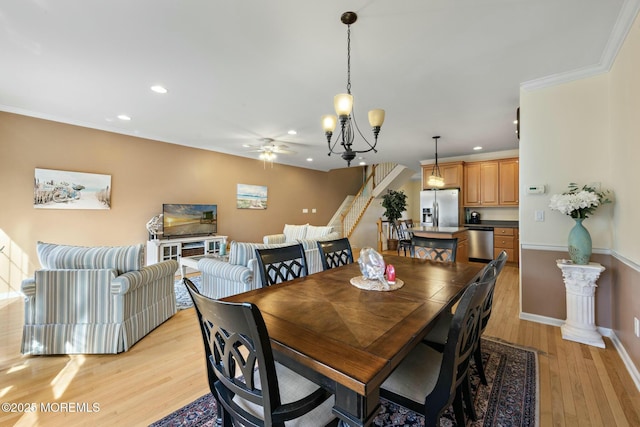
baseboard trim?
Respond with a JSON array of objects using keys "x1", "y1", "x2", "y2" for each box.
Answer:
[
  {"x1": 521, "y1": 312, "x2": 640, "y2": 392},
  {"x1": 606, "y1": 330, "x2": 640, "y2": 392}
]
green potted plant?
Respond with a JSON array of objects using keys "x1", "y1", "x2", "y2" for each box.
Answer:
[{"x1": 381, "y1": 189, "x2": 408, "y2": 251}]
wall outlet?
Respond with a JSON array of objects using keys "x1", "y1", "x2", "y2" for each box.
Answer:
[
  {"x1": 635, "y1": 317, "x2": 640, "y2": 338},
  {"x1": 302, "y1": 208, "x2": 308, "y2": 213},
  {"x1": 312, "y1": 208, "x2": 317, "y2": 213},
  {"x1": 535, "y1": 210, "x2": 545, "y2": 222}
]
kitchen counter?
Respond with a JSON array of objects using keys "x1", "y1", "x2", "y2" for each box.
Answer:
[
  {"x1": 463, "y1": 220, "x2": 519, "y2": 229},
  {"x1": 413, "y1": 226, "x2": 469, "y2": 234}
]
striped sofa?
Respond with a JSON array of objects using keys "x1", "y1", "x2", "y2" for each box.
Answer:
[
  {"x1": 197, "y1": 237, "x2": 337, "y2": 299},
  {"x1": 21, "y1": 241, "x2": 179, "y2": 355}
]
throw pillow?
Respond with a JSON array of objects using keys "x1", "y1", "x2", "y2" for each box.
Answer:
[
  {"x1": 306, "y1": 225, "x2": 333, "y2": 239},
  {"x1": 283, "y1": 224, "x2": 308, "y2": 242}
]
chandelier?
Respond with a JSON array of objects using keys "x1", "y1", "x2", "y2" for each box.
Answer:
[
  {"x1": 321, "y1": 11, "x2": 385, "y2": 167},
  {"x1": 427, "y1": 136, "x2": 445, "y2": 187}
]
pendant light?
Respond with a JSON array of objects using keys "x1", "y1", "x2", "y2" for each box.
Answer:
[{"x1": 427, "y1": 136, "x2": 445, "y2": 188}]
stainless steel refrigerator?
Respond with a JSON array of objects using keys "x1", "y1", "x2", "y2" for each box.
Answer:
[{"x1": 420, "y1": 189, "x2": 460, "y2": 227}]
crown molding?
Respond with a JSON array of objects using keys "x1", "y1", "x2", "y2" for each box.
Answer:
[{"x1": 521, "y1": 0, "x2": 640, "y2": 91}]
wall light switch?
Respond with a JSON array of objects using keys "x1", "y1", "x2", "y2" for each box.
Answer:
[
  {"x1": 634, "y1": 317, "x2": 640, "y2": 338},
  {"x1": 302, "y1": 208, "x2": 308, "y2": 213},
  {"x1": 535, "y1": 210, "x2": 545, "y2": 222},
  {"x1": 312, "y1": 208, "x2": 317, "y2": 213}
]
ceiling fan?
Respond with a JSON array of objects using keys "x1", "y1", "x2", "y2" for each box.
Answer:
[{"x1": 243, "y1": 138, "x2": 297, "y2": 167}]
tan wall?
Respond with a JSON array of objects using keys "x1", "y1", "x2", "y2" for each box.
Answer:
[
  {"x1": 520, "y1": 249, "x2": 613, "y2": 327},
  {"x1": 0, "y1": 112, "x2": 363, "y2": 293}
]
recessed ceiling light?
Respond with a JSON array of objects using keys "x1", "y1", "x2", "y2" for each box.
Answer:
[
  {"x1": 359, "y1": 161, "x2": 366, "y2": 166},
  {"x1": 513, "y1": 119, "x2": 518, "y2": 124},
  {"x1": 288, "y1": 130, "x2": 297, "y2": 135},
  {"x1": 117, "y1": 115, "x2": 131, "y2": 121},
  {"x1": 473, "y1": 146, "x2": 483, "y2": 150},
  {"x1": 306, "y1": 158, "x2": 313, "y2": 162},
  {"x1": 151, "y1": 85, "x2": 168, "y2": 94}
]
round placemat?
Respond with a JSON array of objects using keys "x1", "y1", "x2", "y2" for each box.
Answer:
[{"x1": 349, "y1": 276, "x2": 404, "y2": 291}]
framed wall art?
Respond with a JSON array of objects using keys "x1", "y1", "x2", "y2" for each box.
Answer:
[
  {"x1": 237, "y1": 184, "x2": 267, "y2": 209},
  {"x1": 34, "y1": 168, "x2": 111, "y2": 210}
]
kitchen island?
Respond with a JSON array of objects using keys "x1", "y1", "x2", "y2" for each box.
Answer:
[{"x1": 411, "y1": 226, "x2": 469, "y2": 262}]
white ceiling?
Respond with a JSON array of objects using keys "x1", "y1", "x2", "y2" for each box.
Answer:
[{"x1": 0, "y1": 0, "x2": 634, "y2": 171}]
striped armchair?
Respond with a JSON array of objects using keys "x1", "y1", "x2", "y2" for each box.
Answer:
[
  {"x1": 21, "y1": 241, "x2": 178, "y2": 355},
  {"x1": 197, "y1": 239, "x2": 330, "y2": 299}
]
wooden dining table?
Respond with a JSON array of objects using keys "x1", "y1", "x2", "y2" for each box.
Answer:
[{"x1": 223, "y1": 254, "x2": 483, "y2": 426}]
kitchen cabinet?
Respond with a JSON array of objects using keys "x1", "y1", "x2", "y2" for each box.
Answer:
[
  {"x1": 464, "y1": 158, "x2": 519, "y2": 207},
  {"x1": 422, "y1": 161, "x2": 464, "y2": 190},
  {"x1": 499, "y1": 158, "x2": 519, "y2": 205},
  {"x1": 494, "y1": 227, "x2": 519, "y2": 265},
  {"x1": 463, "y1": 161, "x2": 499, "y2": 206}
]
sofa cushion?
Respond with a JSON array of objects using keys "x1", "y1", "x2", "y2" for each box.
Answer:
[
  {"x1": 228, "y1": 241, "x2": 295, "y2": 266},
  {"x1": 306, "y1": 225, "x2": 333, "y2": 239},
  {"x1": 37, "y1": 241, "x2": 145, "y2": 275},
  {"x1": 283, "y1": 224, "x2": 308, "y2": 242}
]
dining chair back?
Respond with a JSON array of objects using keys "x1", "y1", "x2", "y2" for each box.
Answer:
[
  {"x1": 380, "y1": 271, "x2": 494, "y2": 427},
  {"x1": 317, "y1": 238, "x2": 354, "y2": 270},
  {"x1": 411, "y1": 235, "x2": 458, "y2": 262},
  {"x1": 394, "y1": 220, "x2": 413, "y2": 256},
  {"x1": 255, "y1": 243, "x2": 308, "y2": 287},
  {"x1": 184, "y1": 278, "x2": 335, "y2": 427}
]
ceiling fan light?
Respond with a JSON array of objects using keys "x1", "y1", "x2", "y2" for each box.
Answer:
[
  {"x1": 321, "y1": 115, "x2": 338, "y2": 133},
  {"x1": 334, "y1": 93, "x2": 353, "y2": 117},
  {"x1": 368, "y1": 109, "x2": 385, "y2": 127}
]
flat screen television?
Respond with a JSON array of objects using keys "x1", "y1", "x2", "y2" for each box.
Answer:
[{"x1": 162, "y1": 204, "x2": 217, "y2": 238}]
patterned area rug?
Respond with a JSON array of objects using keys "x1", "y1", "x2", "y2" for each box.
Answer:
[
  {"x1": 150, "y1": 338, "x2": 538, "y2": 427},
  {"x1": 175, "y1": 276, "x2": 200, "y2": 310}
]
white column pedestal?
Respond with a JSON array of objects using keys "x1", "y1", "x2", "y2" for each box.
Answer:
[{"x1": 557, "y1": 260, "x2": 606, "y2": 348}]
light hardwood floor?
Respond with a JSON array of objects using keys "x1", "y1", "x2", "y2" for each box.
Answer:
[{"x1": 1, "y1": 263, "x2": 639, "y2": 426}]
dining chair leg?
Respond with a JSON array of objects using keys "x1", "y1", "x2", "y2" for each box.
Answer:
[
  {"x1": 474, "y1": 340, "x2": 488, "y2": 386},
  {"x1": 462, "y1": 375, "x2": 478, "y2": 421},
  {"x1": 452, "y1": 387, "x2": 467, "y2": 427}
]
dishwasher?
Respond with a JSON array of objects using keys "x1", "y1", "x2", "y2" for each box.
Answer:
[{"x1": 467, "y1": 227, "x2": 494, "y2": 262}]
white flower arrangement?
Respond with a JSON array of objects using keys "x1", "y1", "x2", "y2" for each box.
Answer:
[{"x1": 549, "y1": 183, "x2": 611, "y2": 219}]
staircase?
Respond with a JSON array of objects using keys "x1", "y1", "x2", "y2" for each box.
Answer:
[{"x1": 328, "y1": 163, "x2": 415, "y2": 239}]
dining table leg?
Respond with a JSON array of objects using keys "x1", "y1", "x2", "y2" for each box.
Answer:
[{"x1": 333, "y1": 384, "x2": 380, "y2": 427}]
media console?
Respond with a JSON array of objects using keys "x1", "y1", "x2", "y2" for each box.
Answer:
[{"x1": 146, "y1": 235, "x2": 228, "y2": 265}]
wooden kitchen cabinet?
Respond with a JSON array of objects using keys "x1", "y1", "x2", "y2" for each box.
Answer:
[
  {"x1": 494, "y1": 227, "x2": 519, "y2": 265},
  {"x1": 422, "y1": 161, "x2": 464, "y2": 190},
  {"x1": 463, "y1": 161, "x2": 498, "y2": 206},
  {"x1": 499, "y1": 158, "x2": 519, "y2": 205}
]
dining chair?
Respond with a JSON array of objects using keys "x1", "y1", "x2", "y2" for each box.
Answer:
[
  {"x1": 255, "y1": 243, "x2": 308, "y2": 287},
  {"x1": 379, "y1": 272, "x2": 494, "y2": 427},
  {"x1": 423, "y1": 251, "x2": 508, "y2": 385},
  {"x1": 184, "y1": 278, "x2": 336, "y2": 427},
  {"x1": 317, "y1": 237, "x2": 354, "y2": 270},
  {"x1": 411, "y1": 235, "x2": 458, "y2": 262},
  {"x1": 394, "y1": 220, "x2": 413, "y2": 256}
]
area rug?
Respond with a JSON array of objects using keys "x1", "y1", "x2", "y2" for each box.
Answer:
[
  {"x1": 150, "y1": 337, "x2": 538, "y2": 427},
  {"x1": 174, "y1": 276, "x2": 201, "y2": 310}
]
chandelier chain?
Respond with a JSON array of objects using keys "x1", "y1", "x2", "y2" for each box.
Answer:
[{"x1": 346, "y1": 24, "x2": 352, "y2": 95}]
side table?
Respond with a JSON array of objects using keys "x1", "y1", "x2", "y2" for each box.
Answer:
[{"x1": 556, "y1": 260, "x2": 606, "y2": 348}]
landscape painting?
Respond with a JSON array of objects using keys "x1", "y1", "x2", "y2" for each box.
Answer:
[
  {"x1": 34, "y1": 168, "x2": 111, "y2": 210},
  {"x1": 237, "y1": 184, "x2": 267, "y2": 209}
]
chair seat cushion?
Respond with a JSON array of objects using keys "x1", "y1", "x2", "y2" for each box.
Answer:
[
  {"x1": 381, "y1": 342, "x2": 443, "y2": 403},
  {"x1": 234, "y1": 362, "x2": 335, "y2": 426}
]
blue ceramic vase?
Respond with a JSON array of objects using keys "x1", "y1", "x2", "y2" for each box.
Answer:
[{"x1": 568, "y1": 218, "x2": 592, "y2": 264}]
